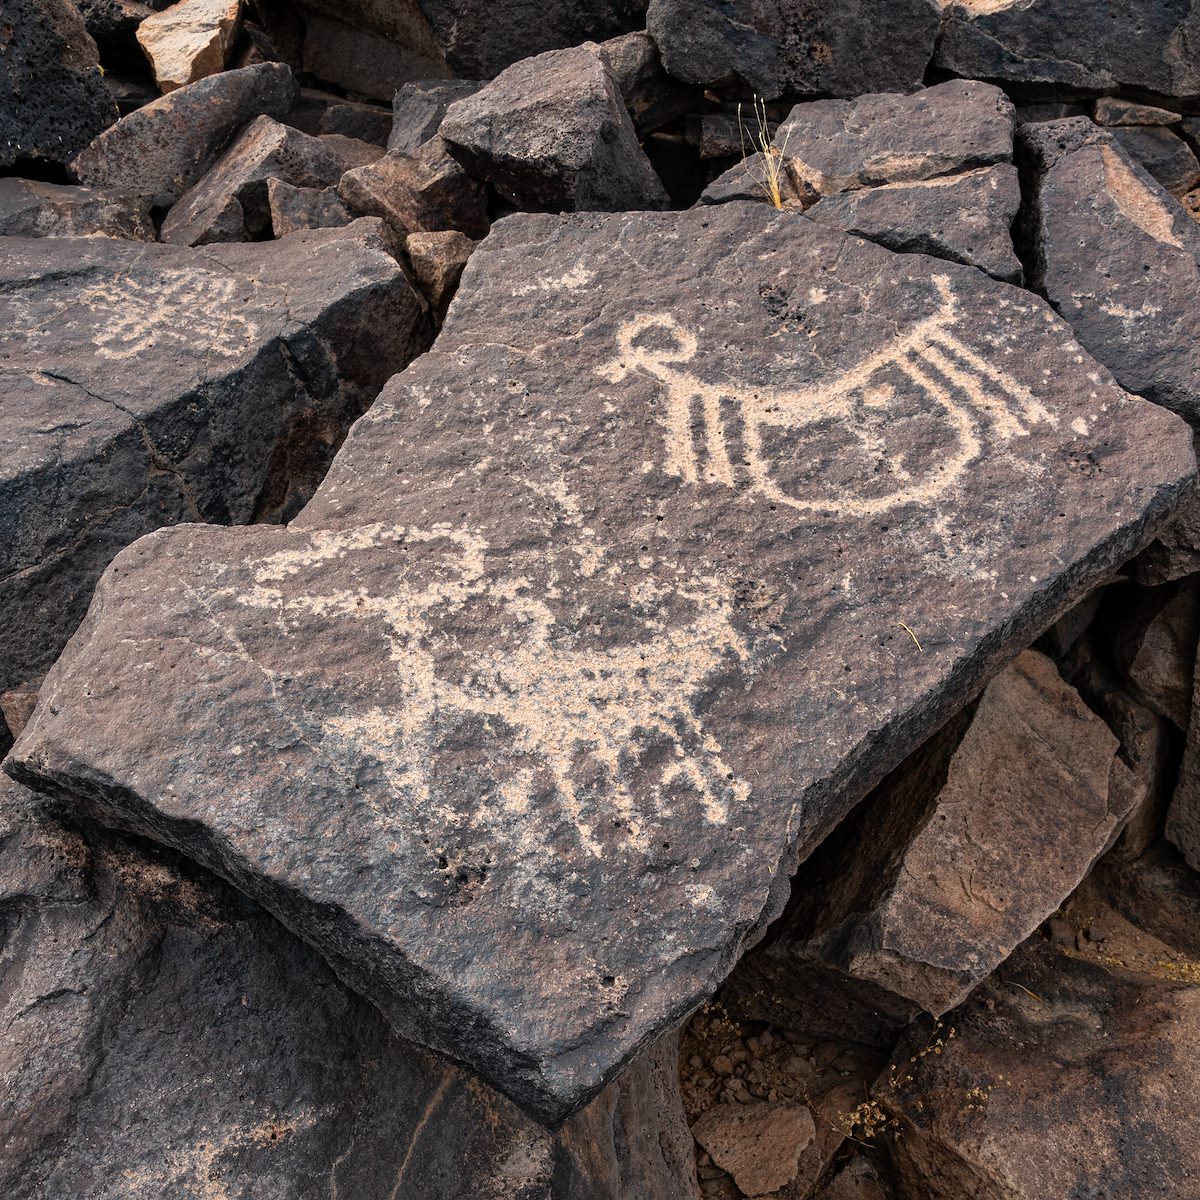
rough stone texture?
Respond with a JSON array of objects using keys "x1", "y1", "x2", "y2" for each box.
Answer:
[
  {"x1": 1021, "y1": 118, "x2": 1200, "y2": 429},
  {"x1": 692, "y1": 1102, "x2": 815, "y2": 1196},
  {"x1": 1094, "y1": 97, "x2": 1183, "y2": 127},
  {"x1": 883, "y1": 936, "x2": 1200, "y2": 1200},
  {"x1": 161, "y1": 114, "x2": 342, "y2": 245},
  {"x1": 805, "y1": 166, "x2": 1023, "y2": 284},
  {"x1": 267, "y1": 178, "x2": 352, "y2": 235},
  {"x1": 1100, "y1": 841, "x2": 1200, "y2": 959},
  {"x1": 1111, "y1": 125, "x2": 1200, "y2": 196},
  {"x1": 389, "y1": 79, "x2": 482, "y2": 155},
  {"x1": 0, "y1": 178, "x2": 154, "y2": 240},
  {"x1": 749, "y1": 652, "x2": 1134, "y2": 1019},
  {"x1": 0, "y1": 774, "x2": 698, "y2": 1200},
  {"x1": 698, "y1": 153, "x2": 805, "y2": 208},
  {"x1": 319, "y1": 131, "x2": 386, "y2": 172},
  {"x1": 0, "y1": 680, "x2": 40, "y2": 742},
  {"x1": 71, "y1": 62, "x2": 297, "y2": 209},
  {"x1": 9, "y1": 204, "x2": 1194, "y2": 1125},
  {"x1": 406, "y1": 228, "x2": 477, "y2": 318},
  {"x1": 1166, "y1": 631, "x2": 1200, "y2": 871},
  {"x1": 688, "y1": 113, "x2": 746, "y2": 161},
  {"x1": 440, "y1": 43, "x2": 669, "y2": 213},
  {"x1": 339, "y1": 138, "x2": 489, "y2": 238},
  {"x1": 816, "y1": 1157, "x2": 891, "y2": 1200},
  {"x1": 136, "y1": 0, "x2": 242, "y2": 92},
  {"x1": 0, "y1": 219, "x2": 425, "y2": 693},
  {"x1": 646, "y1": 0, "x2": 940, "y2": 100},
  {"x1": 1125, "y1": 475, "x2": 1200, "y2": 585},
  {"x1": 775, "y1": 81, "x2": 1016, "y2": 205},
  {"x1": 1, "y1": 0, "x2": 116, "y2": 169},
  {"x1": 596, "y1": 31, "x2": 697, "y2": 137},
  {"x1": 75, "y1": 0, "x2": 155, "y2": 74},
  {"x1": 301, "y1": 10, "x2": 450, "y2": 103},
  {"x1": 319, "y1": 99, "x2": 393, "y2": 147},
  {"x1": 1112, "y1": 580, "x2": 1200, "y2": 730},
  {"x1": 936, "y1": 0, "x2": 1200, "y2": 97}
]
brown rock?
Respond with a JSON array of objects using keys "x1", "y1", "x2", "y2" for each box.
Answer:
[
  {"x1": 318, "y1": 131, "x2": 386, "y2": 172},
  {"x1": 883, "y1": 936, "x2": 1200, "y2": 1200},
  {"x1": 1165, "y1": 631, "x2": 1200, "y2": 871},
  {"x1": 596, "y1": 31, "x2": 697, "y2": 137},
  {"x1": 339, "y1": 137, "x2": 489, "y2": 238},
  {"x1": 1113, "y1": 579, "x2": 1200, "y2": 729},
  {"x1": 1093, "y1": 97, "x2": 1183, "y2": 127},
  {"x1": 388, "y1": 79, "x2": 483, "y2": 155},
  {"x1": 692, "y1": 1102, "x2": 815, "y2": 1196},
  {"x1": 319, "y1": 99, "x2": 393, "y2": 146},
  {"x1": 815, "y1": 1157, "x2": 891, "y2": 1200},
  {"x1": 1100, "y1": 841, "x2": 1200, "y2": 959},
  {"x1": 0, "y1": 178, "x2": 153, "y2": 240},
  {"x1": 267, "y1": 178, "x2": 352, "y2": 235},
  {"x1": 1111, "y1": 125, "x2": 1200, "y2": 197},
  {"x1": 0, "y1": 680, "x2": 40, "y2": 743},
  {"x1": 161, "y1": 114, "x2": 342, "y2": 245},
  {"x1": 136, "y1": 0, "x2": 242, "y2": 92},
  {"x1": 406, "y1": 228, "x2": 477, "y2": 317}
]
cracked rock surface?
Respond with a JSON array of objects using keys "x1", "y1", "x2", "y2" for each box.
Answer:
[{"x1": 9, "y1": 203, "x2": 1194, "y2": 1125}]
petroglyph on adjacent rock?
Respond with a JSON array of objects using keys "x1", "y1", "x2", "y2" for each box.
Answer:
[
  {"x1": 224, "y1": 524, "x2": 759, "y2": 857},
  {"x1": 600, "y1": 277, "x2": 1055, "y2": 516}
]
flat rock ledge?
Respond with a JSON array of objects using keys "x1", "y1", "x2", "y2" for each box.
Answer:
[{"x1": 9, "y1": 202, "x2": 1196, "y2": 1126}]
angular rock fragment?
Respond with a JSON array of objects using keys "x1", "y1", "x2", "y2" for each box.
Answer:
[
  {"x1": 937, "y1": 0, "x2": 1200, "y2": 97},
  {"x1": 1166, "y1": 631, "x2": 1200, "y2": 872},
  {"x1": 10, "y1": 204, "x2": 1194, "y2": 1125},
  {"x1": 71, "y1": 61, "x2": 297, "y2": 208},
  {"x1": 1021, "y1": 118, "x2": 1200, "y2": 428},
  {"x1": 776, "y1": 81, "x2": 1016, "y2": 204},
  {"x1": 725, "y1": 653, "x2": 1136, "y2": 1040},
  {"x1": 688, "y1": 113, "x2": 746, "y2": 161},
  {"x1": 389, "y1": 79, "x2": 483, "y2": 155},
  {"x1": 161, "y1": 114, "x2": 342, "y2": 244},
  {"x1": 339, "y1": 137, "x2": 489, "y2": 238},
  {"x1": 267, "y1": 178, "x2": 352, "y2": 235},
  {"x1": 76, "y1": 0, "x2": 155, "y2": 74},
  {"x1": 1112, "y1": 580, "x2": 1200, "y2": 729},
  {"x1": 440, "y1": 43, "x2": 669, "y2": 212},
  {"x1": 692, "y1": 1102, "x2": 815, "y2": 1197},
  {"x1": 596, "y1": 32, "x2": 697, "y2": 137},
  {"x1": 1, "y1": 0, "x2": 116, "y2": 169},
  {"x1": 136, "y1": 0, "x2": 242, "y2": 92},
  {"x1": 1111, "y1": 124, "x2": 1200, "y2": 196},
  {"x1": 319, "y1": 99, "x2": 393, "y2": 146},
  {"x1": 0, "y1": 177, "x2": 153, "y2": 240},
  {"x1": 805, "y1": 166, "x2": 1023, "y2": 283},
  {"x1": 0, "y1": 774, "x2": 698, "y2": 1200},
  {"x1": 0, "y1": 680, "x2": 40, "y2": 742},
  {"x1": 698, "y1": 152, "x2": 804, "y2": 208},
  {"x1": 319, "y1": 131, "x2": 386, "y2": 172},
  {"x1": 646, "y1": 0, "x2": 941, "y2": 100},
  {"x1": 1094, "y1": 97, "x2": 1182, "y2": 127},
  {"x1": 883, "y1": 936, "x2": 1200, "y2": 1200},
  {"x1": 406, "y1": 228, "x2": 477, "y2": 318},
  {"x1": 1100, "y1": 841, "x2": 1200, "y2": 959},
  {"x1": 0, "y1": 219, "x2": 424, "y2": 691}
]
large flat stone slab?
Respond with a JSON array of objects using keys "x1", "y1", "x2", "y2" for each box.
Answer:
[
  {"x1": 0, "y1": 219, "x2": 425, "y2": 692},
  {"x1": 10, "y1": 204, "x2": 1195, "y2": 1125}
]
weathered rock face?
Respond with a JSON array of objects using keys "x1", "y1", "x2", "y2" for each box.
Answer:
[
  {"x1": 1112, "y1": 580, "x2": 1200, "y2": 730},
  {"x1": 267, "y1": 178, "x2": 352, "y2": 235},
  {"x1": 135, "y1": 0, "x2": 243, "y2": 93},
  {"x1": 804, "y1": 166, "x2": 1023, "y2": 284},
  {"x1": 776, "y1": 82, "x2": 1016, "y2": 204},
  {"x1": 70, "y1": 62, "x2": 297, "y2": 209},
  {"x1": 596, "y1": 31, "x2": 697, "y2": 138},
  {"x1": 1, "y1": 0, "x2": 116, "y2": 169},
  {"x1": 645, "y1": 0, "x2": 941, "y2": 100},
  {"x1": 0, "y1": 219, "x2": 425, "y2": 693},
  {"x1": 10, "y1": 204, "x2": 1194, "y2": 1125},
  {"x1": 1021, "y1": 118, "x2": 1200, "y2": 429},
  {"x1": 0, "y1": 177, "x2": 154, "y2": 240},
  {"x1": 936, "y1": 0, "x2": 1200, "y2": 98},
  {"x1": 0, "y1": 774, "x2": 698, "y2": 1200},
  {"x1": 1094, "y1": 97, "x2": 1183, "y2": 127},
  {"x1": 161, "y1": 114, "x2": 342, "y2": 245},
  {"x1": 883, "y1": 936, "x2": 1200, "y2": 1200},
  {"x1": 1110, "y1": 125, "x2": 1200, "y2": 196},
  {"x1": 1166, "y1": 629, "x2": 1200, "y2": 871},
  {"x1": 75, "y1": 0, "x2": 156, "y2": 74},
  {"x1": 440, "y1": 43, "x2": 669, "y2": 213},
  {"x1": 389, "y1": 79, "x2": 483, "y2": 155},
  {"x1": 406, "y1": 228, "x2": 478, "y2": 318},
  {"x1": 730, "y1": 651, "x2": 1135, "y2": 1027}
]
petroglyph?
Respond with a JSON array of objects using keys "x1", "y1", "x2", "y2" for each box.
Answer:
[
  {"x1": 1, "y1": 265, "x2": 263, "y2": 360},
  {"x1": 599, "y1": 276, "x2": 1055, "y2": 515},
  {"x1": 228, "y1": 524, "x2": 756, "y2": 857}
]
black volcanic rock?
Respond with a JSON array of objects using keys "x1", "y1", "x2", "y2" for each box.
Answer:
[
  {"x1": 0, "y1": 219, "x2": 425, "y2": 692},
  {"x1": 9, "y1": 203, "x2": 1194, "y2": 1125},
  {"x1": 646, "y1": 0, "x2": 941, "y2": 100},
  {"x1": 1, "y1": 0, "x2": 116, "y2": 168},
  {"x1": 389, "y1": 79, "x2": 483, "y2": 155},
  {"x1": 71, "y1": 62, "x2": 297, "y2": 209}
]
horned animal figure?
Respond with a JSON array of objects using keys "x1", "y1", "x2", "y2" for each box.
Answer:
[{"x1": 599, "y1": 277, "x2": 1055, "y2": 515}]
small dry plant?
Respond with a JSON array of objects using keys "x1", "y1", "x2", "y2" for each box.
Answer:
[{"x1": 736, "y1": 96, "x2": 791, "y2": 209}]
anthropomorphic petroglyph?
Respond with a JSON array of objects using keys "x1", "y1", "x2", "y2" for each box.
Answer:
[
  {"x1": 599, "y1": 276, "x2": 1055, "y2": 515},
  {"x1": 215, "y1": 525, "x2": 757, "y2": 859}
]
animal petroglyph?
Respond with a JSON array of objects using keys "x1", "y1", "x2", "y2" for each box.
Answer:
[
  {"x1": 223, "y1": 525, "x2": 755, "y2": 858},
  {"x1": 599, "y1": 276, "x2": 1055, "y2": 515}
]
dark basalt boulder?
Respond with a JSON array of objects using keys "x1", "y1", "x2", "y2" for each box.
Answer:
[
  {"x1": 0, "y1": 177, "x2": 154, "y2": 240},
  {"x1": 0, "y1": 219, "x2": 426, "y2": 693},
  {"x1": 9, "y1": 203, "x2": 1194, "y2": 1126},
  {"x1": 1, "y1": 0, "x2": 116, "y2": 169}
]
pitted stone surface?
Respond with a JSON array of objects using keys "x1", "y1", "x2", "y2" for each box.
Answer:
[
  {"x1": 10, "y1": 204, "x2": 1195, "y2": 1125},
  {"x1": 0, "y1": 219, "x2": 425, "y2": 692}
]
